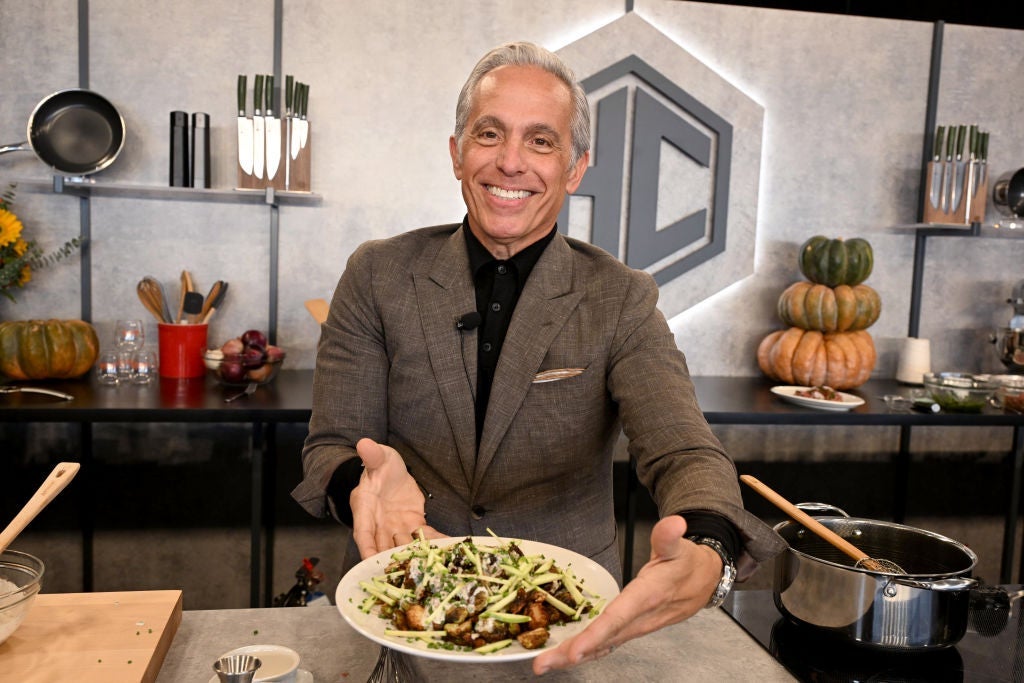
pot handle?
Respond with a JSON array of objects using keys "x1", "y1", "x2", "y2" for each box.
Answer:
[
  {"x1": 0, "y1": 142, "x2": 31, "y2": 155},
  {"x1": 891, "y1": 576, "x2": 978, "y2": 592},
  {"x1": 795, "y1": 502, "x2": 850, "y2": 518}
]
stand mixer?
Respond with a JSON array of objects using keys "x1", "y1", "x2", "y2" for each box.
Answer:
[{"x1": 992, "y1": 278, "x2": 1024, "y2": 372}]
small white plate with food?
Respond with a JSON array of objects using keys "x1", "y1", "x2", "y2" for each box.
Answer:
[{"x1": 771, "y1": 385, "x2": 864, "y2": 411}]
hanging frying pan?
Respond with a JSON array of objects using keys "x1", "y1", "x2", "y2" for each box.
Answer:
[{"x1": 0, "y1": 89, "x2": 125, "y2": 176}]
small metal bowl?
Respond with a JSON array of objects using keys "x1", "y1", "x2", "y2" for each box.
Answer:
[
  {"x1": 923, "y1": 372, "x2": 998, "y2": 414},
  {"x1": 0, "y1": 550, "x2": 45, "y2": 646}
]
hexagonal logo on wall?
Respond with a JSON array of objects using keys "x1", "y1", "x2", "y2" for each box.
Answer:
[{"x1": 558, "y1": 14, "x2": 763, "y2": 318}]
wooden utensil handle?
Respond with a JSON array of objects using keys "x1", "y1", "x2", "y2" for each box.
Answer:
[
  {"x1": 740, "y1": 474, "x2": 869, "y2": 563},
  {"x1": 0, "y1": 462, "x2": 81, "y2": 554}
]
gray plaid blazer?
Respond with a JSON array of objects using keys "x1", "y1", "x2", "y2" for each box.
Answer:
[{"x1": 291, "y1": 223, "x2": 783, "y2": 581}]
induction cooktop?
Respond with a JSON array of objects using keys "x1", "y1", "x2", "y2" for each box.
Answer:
[{"x1": 722, "y1": 586, "x2": 1024, "y2": 682}]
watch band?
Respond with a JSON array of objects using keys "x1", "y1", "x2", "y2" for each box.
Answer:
[{"x1": 686, "y1": 535, "x2": 737, "y2": 609}]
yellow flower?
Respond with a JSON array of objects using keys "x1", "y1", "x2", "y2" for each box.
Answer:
[{"x1": 0, "y1": 207, "x2": 24, "y2": 247}]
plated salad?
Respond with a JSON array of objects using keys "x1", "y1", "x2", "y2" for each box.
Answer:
[{"x1": 354, "y1": 532, "x2": 607, "y2": 655}]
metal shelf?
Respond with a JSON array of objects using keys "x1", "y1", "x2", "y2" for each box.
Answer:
[
  {"x1": 17, "y1": 175, "x2": 319, "y2": 346},
  {"x1": 894, "y1": 221, "x2": 1024, "y2": 239},
  {"x1": 16, "y1": 176, "x2": 322, "y2": 207}
]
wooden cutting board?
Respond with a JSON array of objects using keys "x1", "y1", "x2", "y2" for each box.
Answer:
[{"x1": 0, "y1": 590, "x2": 182, "y2": 683}]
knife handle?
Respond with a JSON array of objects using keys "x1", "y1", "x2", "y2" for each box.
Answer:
[
  {"x1": 955, "y1": 124, "x2": 967, "y2": 157},
  {"x1": 265, "y1": 74, "x2": 274, "y2": 114},
  {"x1": 300, "y1": 83, "x2": 309, "y2": 118},
  {"x1": 945, "y1": 124, "x2": 955, "y2": 159},
  {"x1": 254, "y1": 74, "x2": 264, "y2": 115},
  {"x1": 980, "y1": 131, "x2": 989, "y2": 161},
  {"x1": 237, "y1": 74, "x2": 247, "y2": 116},
  {"x1": 285, "y1": 74, "x2": 294, "y2": 114},
  {"x1": 932, "y1": 125, "x2": 945, "y2": 160}
]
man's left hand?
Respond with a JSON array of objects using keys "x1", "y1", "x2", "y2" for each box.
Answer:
[{"x1": 533, "y1": 515, "x2": 722, "y2": 675}]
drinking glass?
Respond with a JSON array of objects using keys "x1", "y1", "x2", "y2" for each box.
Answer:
[
  {"x1": 131, "y1": 349, "x2": 158, "y2": 384},
  {"x1": 116, "y1": 350, "x2": 134, "y2": 383},
  {"x1": 114, "y1": 319, "x2": 145, "y2": 352},
  {"x1": 96, "y1": 352, "x2": 120, "y2": 385}
]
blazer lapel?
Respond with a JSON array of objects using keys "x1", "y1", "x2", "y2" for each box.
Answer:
[
  {"x1": 474, "y1": 235, "x2": 583, "y2": 493},
  {"x1": 413, "y1": 228, "x2": 479, "y2": 488}
]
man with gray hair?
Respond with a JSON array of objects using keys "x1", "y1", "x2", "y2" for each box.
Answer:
[{"x1": 293, "y1": 40, "x2": 782, "y2": 674}]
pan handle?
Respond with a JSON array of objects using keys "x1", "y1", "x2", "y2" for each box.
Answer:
[
  {"x1": 0, "y1": 142, "x2": 31, "y2": 155},
  {"x1": 795, "y1": 502, "x2": 850, "y2": 518},
  {"x1": 889, "y1": 576, "x2": 977, "y2": 592}
]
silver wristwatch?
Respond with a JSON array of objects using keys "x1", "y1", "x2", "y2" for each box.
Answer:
[{"x1": 686, "y1": 535, "x2": 737, "y2": 609}]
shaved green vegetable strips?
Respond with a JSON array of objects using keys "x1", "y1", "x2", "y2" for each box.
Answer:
[{"x1": 358, "y1": 536, "x2": 606, "y2": 654}]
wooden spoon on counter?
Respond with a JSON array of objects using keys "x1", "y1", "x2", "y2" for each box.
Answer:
[
  {"x1": 0, "y1": 462, "x2": 81, "y2": 555},
  {"x1": 740, "y1": 474, "x2": 905, "y2": 574}
]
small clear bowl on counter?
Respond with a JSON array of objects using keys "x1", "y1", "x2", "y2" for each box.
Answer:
[
  {"x1": 922, "y1": 372, "x2": 998, "y2": 413},
  {"x1": 203, "y1": 348, "x2": 286, "y2": 387},
  {"x1": 0, "y1": 549, "x2": 45, "y2": 646},
  {"x1": 977, "y1": 374, "x2": 1024, "y2": 413}
]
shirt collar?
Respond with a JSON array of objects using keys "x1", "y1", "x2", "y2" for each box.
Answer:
[{"x1": 462, "y1": 217, "x2": 557, "y2": 284}]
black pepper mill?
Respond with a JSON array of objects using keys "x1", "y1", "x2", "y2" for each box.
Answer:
[
  {"x1": 169, "y1": 111, "x2": 189, "y2": 187},
  {"x1": 190, "y1": 112, "x2": 210, "y2": 188}
]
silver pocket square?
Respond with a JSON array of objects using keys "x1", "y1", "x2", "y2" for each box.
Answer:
[{"x1": 532, "y1": 368, "x2": 585, "y2": 383}]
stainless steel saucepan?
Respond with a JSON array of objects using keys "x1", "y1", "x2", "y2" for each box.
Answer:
[{"x1": 773, "y1": 503, "x2": 977, "y2": 650}]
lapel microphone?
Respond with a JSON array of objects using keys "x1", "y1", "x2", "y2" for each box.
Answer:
[{"x1": 456, "y1": 312, "x2": 482, "y2": 331}]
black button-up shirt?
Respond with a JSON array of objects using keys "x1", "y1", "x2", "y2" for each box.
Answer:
[{"x1": 464, "y1": 218, "x2": 556, "y2": 442}]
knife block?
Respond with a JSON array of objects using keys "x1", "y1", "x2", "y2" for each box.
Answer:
[
  {"x1": 237, "y1": 119, "x2": 311, "y2": 192},
  {"x1": 922, "y1": 159, "x2": 987, "y2": 225}
]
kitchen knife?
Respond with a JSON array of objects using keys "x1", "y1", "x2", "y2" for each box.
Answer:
[
  {"x1": 967, "y1": 124, "x2": 979, "y2": 198},
  {"x1": 979, "y1": 131, "x2": 989, "y2": 189},
  {"x1": 284, "y1": 75, "x2": 294, "y2": 189},
  {"x1": 236, "y1": 75, "x2": 253, "y2": 176},
  {"x1": 291, "y1": 82, "x2": 304, "y2": 160},
  {"x1": 952, "y1": 124, "x2": 967, "y2": 212},
  {"x1": 253, "y1": 74, "x2": 265, "y2": 181},
  {"x1": 298, "y1": 82, "x2": 309, "y2": 150},
  {"x1": 940, "y1": 124, "x2": 955, "y2": 213},
  {"x1": 928, "y1": 125, "x2": 944, "y2": 211},
  {"x1": 265, "y1": 74, "x2": 281, "y2": 182}
]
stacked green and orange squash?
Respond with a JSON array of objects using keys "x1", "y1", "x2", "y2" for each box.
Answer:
[{"x1": 757, "y1": 236, "x2": 881, "y2": 390}]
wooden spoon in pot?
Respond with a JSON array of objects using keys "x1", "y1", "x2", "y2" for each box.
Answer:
[
  {"x1": 740, "y1": 474, "x2": 905, "y2": 574},
  {"x1": 0, "y1": 462, "x2": 81, "y2": 555}
]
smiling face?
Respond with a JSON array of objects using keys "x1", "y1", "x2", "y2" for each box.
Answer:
[{"x1": 450, "y1": 65, "x2": 589, "y2": 259}]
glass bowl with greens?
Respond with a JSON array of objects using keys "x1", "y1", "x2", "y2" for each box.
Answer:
[{"x1": 922, "y1": 373, "x2": 998, "y2": 413}]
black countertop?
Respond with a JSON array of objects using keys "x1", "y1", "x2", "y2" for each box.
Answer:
[
  {"x1": 3, "y1": 372, "x2": 1022, "y2": 427},
  {"x1": 0, "y1": 369, "x2": 315, "y2": 422},
  {"x1": 723, "y1": 587, "x2": 1024, "y2": 682}
]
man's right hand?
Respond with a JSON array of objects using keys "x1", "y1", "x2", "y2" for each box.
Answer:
[{"x1": 350, "y1": 437, "x2": 444, "y2": 558}]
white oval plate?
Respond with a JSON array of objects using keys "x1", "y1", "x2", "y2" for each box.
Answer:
[
  {"x1": 771, "y1": 385, "x2": 864, "y2": 411},
  {"x1": 335, "y1": 536, "x2": 619, "y2": 662}
]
